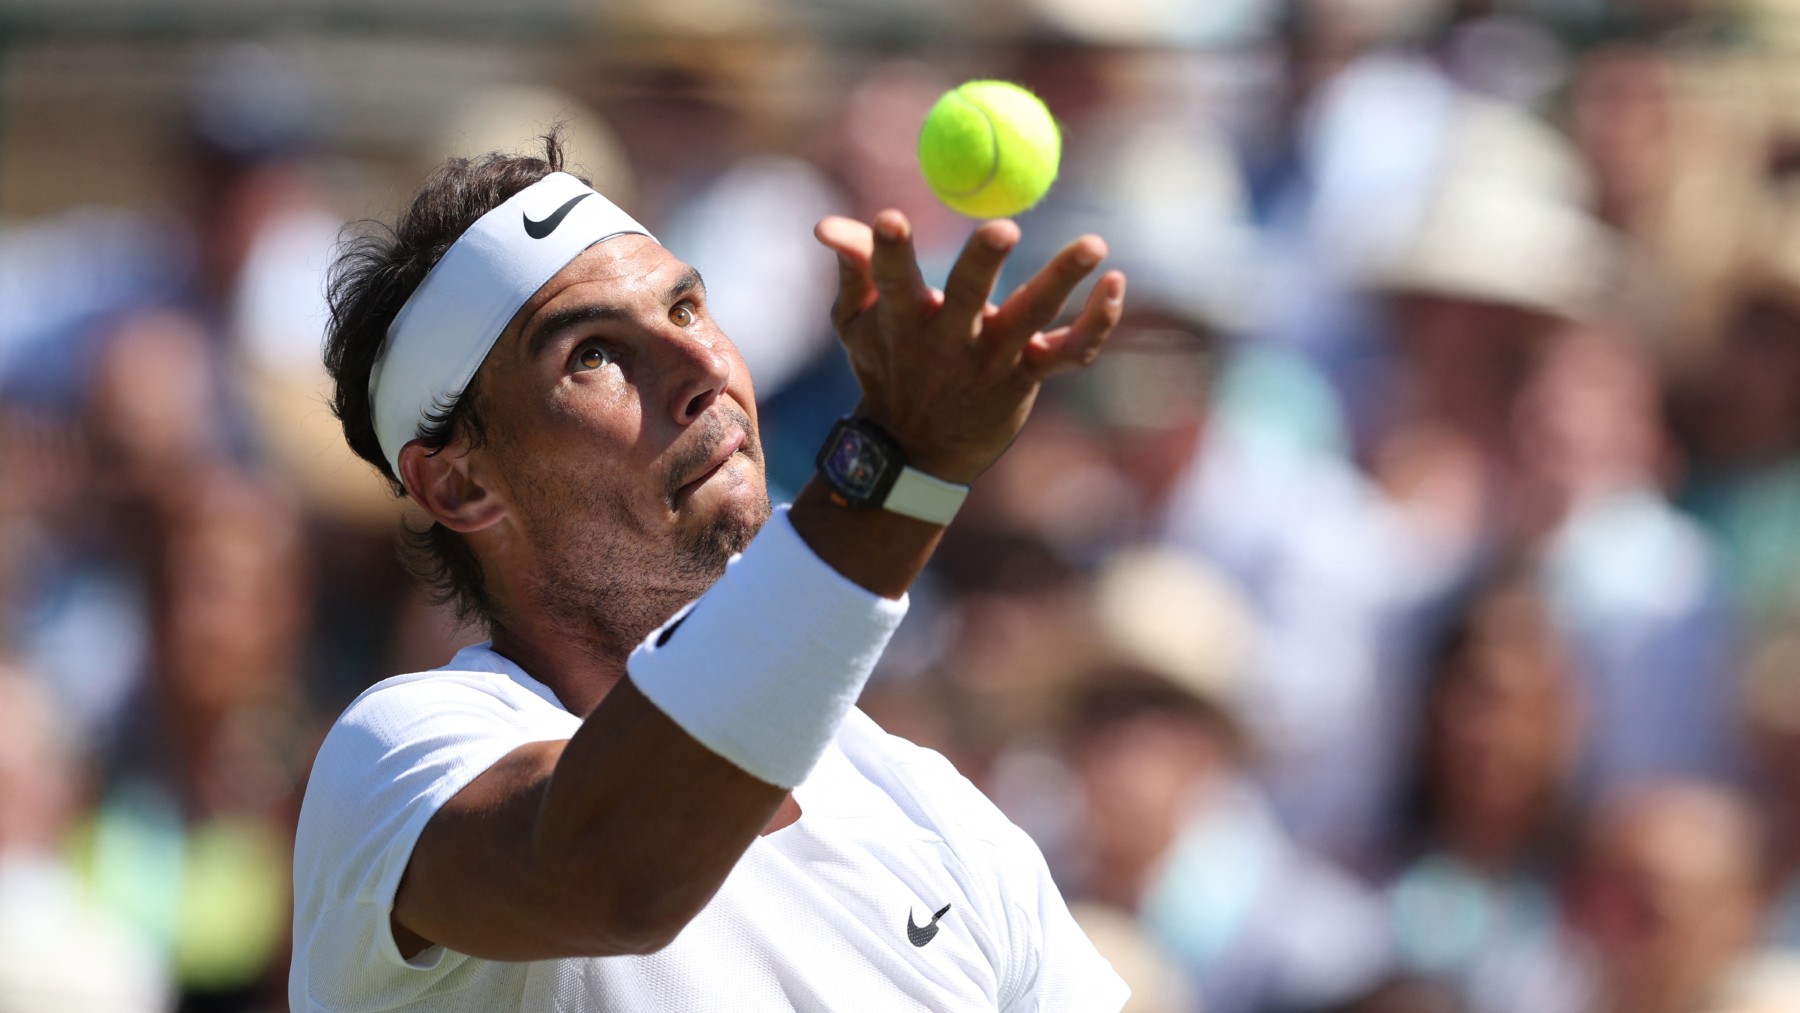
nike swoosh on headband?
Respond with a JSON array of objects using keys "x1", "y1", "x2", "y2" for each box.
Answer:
[{"x1": 523, "y1": 192, "x2": 593, "y2": 239}]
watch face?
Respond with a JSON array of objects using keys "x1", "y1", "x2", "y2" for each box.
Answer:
[{"x1": 827, "y1": 428, "x2": 891, "y2": 500}]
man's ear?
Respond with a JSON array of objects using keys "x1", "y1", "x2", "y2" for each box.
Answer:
[{"x1": 398, "y1": 440, "x2": 506, "y2": 533}]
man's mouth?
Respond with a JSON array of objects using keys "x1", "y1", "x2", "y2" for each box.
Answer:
[{"x1": 671, "y1": 429, "x2": 747, "y2": 507}]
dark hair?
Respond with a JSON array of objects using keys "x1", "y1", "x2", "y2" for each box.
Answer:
[
  {"x1": 1061, "y1": 664, "x2": 1245, "y2": 760},
  {"x1": 323, "y1": 132, "x2": 583, "y2": 627}
]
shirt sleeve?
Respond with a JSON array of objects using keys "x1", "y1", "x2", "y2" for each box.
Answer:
[{"x1": 288, "y1": 671, "x2": 573, "y2": 1011}]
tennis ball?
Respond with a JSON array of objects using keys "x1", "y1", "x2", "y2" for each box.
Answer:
[{"x1": 918, "y1": 80, "x2": 1061, "y2": 219}]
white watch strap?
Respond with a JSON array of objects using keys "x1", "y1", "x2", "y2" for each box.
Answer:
[{"x1": 883, "y1": 466, "x2": 970, "y2": 525}]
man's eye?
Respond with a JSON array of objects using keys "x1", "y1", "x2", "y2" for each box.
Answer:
[
  {"x1": 670, "y1": 302, "x2": 696, "y2": 328},
  {"x1": 576, "y1": 345, "x2": 613, "y2": 371}
]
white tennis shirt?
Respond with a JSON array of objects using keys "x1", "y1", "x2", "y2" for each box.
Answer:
[{"x1": 290, "y1": 646, "x2": 1127, "y2": 1012}]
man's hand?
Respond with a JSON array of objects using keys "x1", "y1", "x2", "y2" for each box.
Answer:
[{"x1": 814, "y1": 211, "x2": 1126, "y2": 485}]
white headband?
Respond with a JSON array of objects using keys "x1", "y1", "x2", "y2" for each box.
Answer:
[{"x1": 368, "y1": 171, "x2": 653, "y2": 481}]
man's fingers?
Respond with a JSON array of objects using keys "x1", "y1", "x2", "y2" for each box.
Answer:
[
  {"x1": 939, "y1": 220, "x2": 1021, "y2": 335},
  {"x1": 814, "y1": 215, "x2": 874, "y2": 259},
  {"x1": 991, "y1": 235, "x2": 1107, "y2": 350},
  {"x1": 815, "y1": 216, "x2": 878, "y2": 331},
  {"x1": 868, "y1": 210, "x2": 929, "y2": 315},
  {"x1": 1024, "y1": 270, "x2": 1126, "y2": 377}
]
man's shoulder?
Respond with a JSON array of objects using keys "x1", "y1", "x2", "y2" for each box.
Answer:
[
  {"x1": 337, "y1": 666, "x2": 529, "y2": 726},
  {"x1": 295, "y1": 658, "x2": 576, "y2": 894},
  {"x1": 301, "y1": 656, "x2": 574, "y2": 832},
  {"x1": 832, "y1": 709, "x2": 1025, "y2": 853},
  {"x1": 328, "y1": 647, "x2": 568, "y2": 743},
  {"x1": 832, "y1": 708, "x2": 956, "y2": 789}
]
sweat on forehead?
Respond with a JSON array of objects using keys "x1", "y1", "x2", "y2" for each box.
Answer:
[{"x1": 368, "y1": 172, "x2": 655, "y2": 482}]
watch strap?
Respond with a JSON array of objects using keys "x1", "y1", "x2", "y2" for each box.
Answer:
[{"x1": 883, "y1": 465, "x2": 969, "y2": 525}]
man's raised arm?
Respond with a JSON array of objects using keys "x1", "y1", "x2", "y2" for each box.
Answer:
[{"x1": 386, "y1": 211, "x2": 1124, "y2": 962}]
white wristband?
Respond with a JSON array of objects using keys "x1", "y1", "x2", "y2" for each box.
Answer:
[
  {"x1": 883, "y1": 466, "x2": 969, "y2": 525},
  {"x1": 626, "y1": 505, "x2": 908, "y2": 787}
]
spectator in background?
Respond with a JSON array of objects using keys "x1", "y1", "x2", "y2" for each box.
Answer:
[
  {"x1": 1677, "y1": 187, "x2": 1800, "y2": 629},
  {"x1": 0, "y1": 662, "x2": 169, "y2": 1012},
  {"x1": 1245, "y1": 0, "x2": 1467, "y2": 450},
  {"x1": 1366, "y1": 94, "x2": 1606, "y2": 515},
  {"x1": 1326, "y1": 975, "x2": 1469, "y2": 1013},
  {"x1": 1515, "y1": 324, "x2": 1743, "y2": 790},
  {"x1": 1740, "y1": 624, "x2": 1800, "y2": 946},
  {"x1": 898, "y1": 513, "x2": 1100, "y2": 778},
  {"x1": 1562, "y1": 34, "x2": 1778, "y2": 373},
  {"x1": 1699, "y1": 956, "x2": 1800, "y2": 1013},
  {"x1": 1, "y1": 43, "x2": 345, "y2": 740},
  {"x1": 1385, "y1": 573, "x2": 1583, "y2": 1009},
  {"x1": 78, "y1": 469, "x2": 309, "y2": 1010},
  {"x1": 13, "y1": 308, "x2": 229, "y2": 745},
  {"x1": 0, "y1": 45, "x2": 349, "y2": 1013},
  {"x1": 1137, "y1": 302, "x2": 1449, "y2": 871},
  {"x1": 1370, "y1": 98, "x2": 1741, "y2": 796},
  {"x1": 1020, "y1": 107, "x2": 1454, "y2": 871},
  {"x1": 1555, "y1": 782, "x2": 1775, "y2": 1013},
  {"x1": 1465, "y1": 780, "x2": 1772, "y2": 1013},
  {"x1": 1061, "y1": 549, "x2": 1393, "y2": 1013}
]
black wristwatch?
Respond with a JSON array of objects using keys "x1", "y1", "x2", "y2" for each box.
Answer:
[{"x1": 815, "y1": 417, "x2": 969, "y2": 525}]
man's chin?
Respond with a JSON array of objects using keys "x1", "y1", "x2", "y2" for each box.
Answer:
[{"x1": 678, "y1": 481, "x2": 771, "y2": 570}]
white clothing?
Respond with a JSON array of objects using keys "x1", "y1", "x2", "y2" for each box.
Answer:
[
  {"x1": 290, "y1": 644, "x2": 1126, "y2": 1012},
  {"x1": 1543, "y1": 488, "x2": 1743, "y2": 791}
]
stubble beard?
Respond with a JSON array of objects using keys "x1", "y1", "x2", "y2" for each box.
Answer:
[{"x1": 515, "y1": 413, "x2": 772, "y2": 663}]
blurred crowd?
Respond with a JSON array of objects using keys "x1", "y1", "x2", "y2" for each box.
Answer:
[{"x1": 6, "y1": 0, "x2": 1800, "y2": 1011}]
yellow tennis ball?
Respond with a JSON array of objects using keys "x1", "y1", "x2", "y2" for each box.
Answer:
[{"x1": 918, "y1": 80, "x2": 1061, "y2": 219}]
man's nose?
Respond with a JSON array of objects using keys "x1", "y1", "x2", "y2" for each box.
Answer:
[{"x1": 664, "y1": 332, "x2": 732, "y2": 426}]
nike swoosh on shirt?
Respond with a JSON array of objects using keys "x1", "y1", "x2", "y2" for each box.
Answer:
[
  {"x1": 907, "y1": 903, "x2": 952, "y2": 947},
  {"x1": 523, "y1": 192, "x2": 592, "y2": 239}
]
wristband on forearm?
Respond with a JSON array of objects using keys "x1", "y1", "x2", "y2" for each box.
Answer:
[{"x1": 625, "y1": 505, "x2": 908, "y2": 788}]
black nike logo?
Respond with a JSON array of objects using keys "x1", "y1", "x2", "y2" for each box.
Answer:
[
  {"x1": 654, "y1": 613, "x2": 688, "y2": 647},
  {"x1": 907, "y1": 903, "x2": 952, "y2": 947},
  {"x1": 522, "y1": 192, "x2": 592, "y2": 239}
]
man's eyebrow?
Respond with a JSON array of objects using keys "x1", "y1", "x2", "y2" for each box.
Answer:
[
  {"x1": 524, "y1": 270, "x2": 707, "y2": 360},
  {"x1": 667, "y1": 268, "x2": 706, "y2": 305},
  {"x1": 525, "y1": 303, "x2": 629, "y2": 359}
]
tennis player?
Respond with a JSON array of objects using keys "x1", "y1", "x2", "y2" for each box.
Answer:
[{"x1": 289, "y1": 137, "x2": 1130, "y2": 1011}]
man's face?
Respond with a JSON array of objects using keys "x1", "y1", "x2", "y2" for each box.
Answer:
[{"x1": 464, "y1": 234, "x2": 771, "y2": 633}]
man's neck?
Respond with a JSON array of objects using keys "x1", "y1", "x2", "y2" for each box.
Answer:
[{"x1": 488, "y1": 622, "x2": 632, "y2": 718}]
